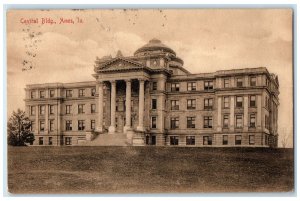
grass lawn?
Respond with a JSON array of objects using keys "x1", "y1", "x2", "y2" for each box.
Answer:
[{"x1": 7, "y1": 146, "x2": 294, "y2": 194}]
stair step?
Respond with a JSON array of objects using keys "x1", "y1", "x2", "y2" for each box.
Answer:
[{"x1": 83, "y1": 133, "x2": 128, "y2": 146}]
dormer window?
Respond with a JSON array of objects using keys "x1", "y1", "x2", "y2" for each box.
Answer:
[
  {"x1": 250, "y1": 77, "x2": 256, "y2": 86},
  {"x1": 204, "y1": 81, "x2": 213, "y2": 90},
  {"x1": 224, "y1": 79, "x2": 230, "y2": 88},
  {"x1": 30, "y1": 91, "x2": 36, "y2": 99},
  {"x1": 91, "y1": 88, "x2": 96, "y2": 96},
  {"x1": 152, "y1": 82, "x2": 157, "y2": 91},
  {"x1": 40, "y1": 91, "x2": 45, "y2": 98},
  {"x1": 171, "y1": 83, "x2": 180, "y2": 92},
  {"x1": 236, "y1": 78, "x2": 243, "y2": 87},
  {"x1": 187, "y1": 82, "x2": 196, "y2": 91},
  {"x1": 79, "y1": 89, "x2": 85, "y2": 97}
]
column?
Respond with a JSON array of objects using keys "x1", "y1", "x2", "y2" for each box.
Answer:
[
  {"x1": 217, "y1": 97, "x2": 222, "y2": 132},
  {"x1": 257, "y1": 95, "x2": 262, "y2": 129},
  {"x1": 244, "y1": 76, "x2": 249, "y2": 87},
  {"x1": 57, "y1": 100, "x2": 61, "y2": 146},
  {"x1": 124, "y1": 79, "x2": 132, "y2": 133},
  {"x1": 108, "y1": 80, "x2": 116, "y2": 134},
  {"x1": 243, "y1": 96, "x2": 248, "y2": 131},
  {"x1": 45, "y1": 104, "x2": 49, "y2": 134},
  {"x1": 35, "y1": 105, "x2": 39, "y2": 133},
  {"x1": 97, "y1": 81, "x2": 104, "y2": 132},
  {"x1": 137, "y1": 79, "x2": 145, "y2": 131},
  {"x1": 229, "y1": 96, "x2": 235, "y2": 131}
]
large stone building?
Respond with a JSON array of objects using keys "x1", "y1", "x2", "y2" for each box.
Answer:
[{"x1": 24, "y1": 39, "x2": 279, "y2": 147}]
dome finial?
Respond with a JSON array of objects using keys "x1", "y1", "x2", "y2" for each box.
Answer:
[{"x1": 116, "y1": 50, "x2": 123, "y2": 57}]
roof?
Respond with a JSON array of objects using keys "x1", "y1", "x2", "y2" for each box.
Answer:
[{"x1": 134, "y1": 38, "x2": 176, "y2": 56}]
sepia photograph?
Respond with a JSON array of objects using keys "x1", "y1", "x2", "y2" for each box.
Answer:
[{"x1": 6, "y1": 8, "x2": 294, "y2": 194}]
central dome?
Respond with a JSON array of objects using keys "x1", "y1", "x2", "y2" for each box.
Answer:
[{"x1": 134, "y1": 38, "x2": 176, "y2": 56}]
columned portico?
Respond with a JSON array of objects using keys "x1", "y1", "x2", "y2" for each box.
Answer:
[
  {"x1": 123, "y1": 79, "x2": 132, "y2": 133},
  {"x1": 97, "y1": 81, "x2": 104, "y2": 132},
  {"x1": 137, "y1": 79, "x2": 145, "y2": 131},
  {"x1": 108, "y1": 80, "x2": 116, "y2": 134}
]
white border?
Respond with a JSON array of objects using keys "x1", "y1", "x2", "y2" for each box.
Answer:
[{"x1": 1, "y1": 1, "x2": 299, "y2": 200}]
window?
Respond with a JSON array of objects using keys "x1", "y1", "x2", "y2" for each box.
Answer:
[
  {"x1": 78, "y1": 104, "x2": 85, "y2": 114},
  {"x1": 116, "y1": 100, "x2": 119, "y2": 112},
  {"x1": 171, "y1": 100, "x2": 179, "y2": 110},
  {"x1": 265, "y1": 96, "x2": 269, "y2": 109},
  {"x1": 266, "y1": 78, "x2": 270, "y2": 87},
  {"x1": 187, "y1": 99, "x2": 196, "y2": 110},
  {"x1": 30, "y1": 106, "x2": 35, "y2": 115},
  {"x1": 186, "y1": 136, "x2": 195, "y2": 145},
  {"x1": 91, "y1": 120, "x2": 95, "y2": 130},
  {"x1": 66, "y1": 120, "x2": 72, "y2": 131},
  {"x1": 40, "y1": 91, "x2": 45, "y2": 98},
  {"x1": 204, "y1": 98, "x2": 213, "y2": 110},
  {"x1": 48, "y1": 137, "x2": 53, "y2": 145},
  {"x1": 236, "y1": 78, "x2": 243, "y2": 87},
  {"x1": 66, "y1": 90, "x2": 73, "y2": 98},
  {"x1": 39, "y1": 137, "x2": 43, "y2": 145},
  {"x1": 49, "y1": 120, "x2": 54, "y2": 131},
  {"x1": 31, "y1": 91, "x2": 36, "y2": 99},
  {"x1": 224, "y1": 79, "x2": 230, "y2": 88},
  {"x1": 78, "y1": 120, "x2": 85, "y2": 131},
  {"x1": 250, "y1": 77, "x2": 256, "y2": 86},
  {"x1": 66, "y1": 105, "x2": 71, "y2": 114},
  {"x1": 151, "y1": 136, "x2": 156, "y2": 145},
  {"x1": 235, "y1": 115, "x2": 243, "y2": 128},
  {"x1": 115, "y1": 117, "x2": 118, "y2": 129},
  {"x1": 65, "y1": 137, "x2": 72, "y2": 145},
  {"x1": 250, "y1": 114, "x2": 256, "y2": 128},
  {"x1": 187, "y1": 117, "x2": 195, "y2": 128},
  {"x1": 204, "y1": 116, "x2": 213, "y2": 128},
  {"x1": 170, "y1": 136, "x2": 179, "y2": 145},
  {"x1": 91, "y1": 88, "x2": 96, "y2": 96},
  {"x1": 49, "y1": 105, "x2": 54, "y2": 115},
  {"x1": 152, "y1": 82, "x2": 157, "y2": 91},
  {"x1": 40, "y1": 105, "x2": 45, "y2": 115},
  {"x1": 203, "y1": 136, "x2": 212, "y2": 145},
  {"x1": 204, "y1": 81, "x2": 213, "y2": 90},
  {"x1": 265, "y1": 135, "x2": 269, "y2": 145},
  {"x1": 265, "y1": 115, "x2": 269, "y2": 129},
  {"x1": 49, "y1": 90, "x2": 55, "y2": 98},
  {"x1": 170, "y1": 117, "x2": 179, "y2": 129},
  {"x1": 187, "y1": 82, "x2": 196, "y2": 91},
  {"x1": 224, "y1": 97, "x2": 229, "y2": 108},
  {"x1": 223, "y1": 135, "x2": 228, "y2": 145},
  {"x1": 40, "y1": 121, "x2": 45, "y2": 132},
  {"x1": 223, "y1": 114, "x2": 229, "y2": 128},
  {"x1": 79, "y1": 89, "x2": 85, "y2": 97},
  {"x1": 171, "y1": 83, "x2": 180, "y2": 92},
  {"x1": 236, "y1": 96, "x2": 243, "y2": 108},
  {"x1": 91, "y1": 104, "x2": 96, "y2": 113},
  {"x1": 250, "y1": 95, "x2": 256, "y2": 107},
  {"x1": 235, "y1": 135, "x2": 242, "y2": 145},
  {"x1": 151, "y1": 116, "x2": 157, "y2": 129},
  {"x1": 249, "y1": 135, "x2": 255, "y2": 145},
  {"x1": 30, "y1": 121, "x2": 35, "y2": 131},
  {"x1": 152, "y1": 99, "x2": 157, "y2": 110}
]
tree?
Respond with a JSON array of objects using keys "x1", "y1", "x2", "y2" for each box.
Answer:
[
  {"x1": 280, "y1": 128, "x2": 291, "y2": 148},
  {"x1": 7, "y1": 109, "x2": 35, "y2": 146}
]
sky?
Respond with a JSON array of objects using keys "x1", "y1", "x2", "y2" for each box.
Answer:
[{"x1": 6, "y1": 9, "x2": 293, "y2": 147}]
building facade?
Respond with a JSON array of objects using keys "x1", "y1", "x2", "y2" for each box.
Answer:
[{"x1": 24, "y1": 39, "x2": 279, "y2": 147}]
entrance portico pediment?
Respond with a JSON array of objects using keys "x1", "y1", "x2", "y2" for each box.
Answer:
[{"x1": 96, "y1": 57, "x2": 149, "y2": 72}]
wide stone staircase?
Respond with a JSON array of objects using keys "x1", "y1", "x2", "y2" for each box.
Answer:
[{"x1": 83, "y1": 132, "x2": 129, "y2": 146}]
